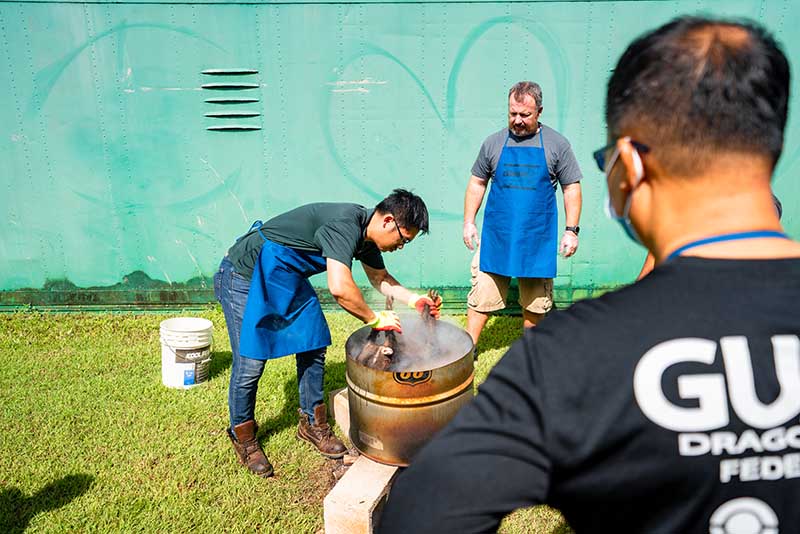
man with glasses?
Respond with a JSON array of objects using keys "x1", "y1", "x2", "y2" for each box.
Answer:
[
  {"x1": 462, "y1": 81, "x2": 583, "y2": 351},
  {"x1": 379, "y1": 17, "x2": 800, "y2": 533},
  {"x1": 214, "y1": 189, "x2": 440, "y2": 477}
]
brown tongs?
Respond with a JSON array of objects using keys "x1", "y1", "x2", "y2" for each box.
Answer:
[
  {"x1": 354, "y1": 295, "x2": 398, "y2": 370},
  {"x1": 420, "y1": 289, "x2": 440, "y2": 326},
  {"x1": 420, "y1": 289, "x2": 441, "y2": 354}
]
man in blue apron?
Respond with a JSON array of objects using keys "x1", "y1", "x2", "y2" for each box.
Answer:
[
  {"x1": 379, "y1": 16, "x2": 800, "y2": 534},
  {"x1": 462, "y1": 81, "x2": 583, "y2": 351},
  {"x1": 213, "y1": 189, "x2": 441, "y2": 477}
]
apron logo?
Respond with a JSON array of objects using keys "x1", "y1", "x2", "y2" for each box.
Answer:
[{"x1": 393, "y1": 371, "x2": 432, "y2": 386}]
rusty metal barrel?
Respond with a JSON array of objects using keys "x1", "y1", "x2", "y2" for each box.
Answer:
[{"x1": 345, "y1": 315, "x2": 474, "y2": 466}]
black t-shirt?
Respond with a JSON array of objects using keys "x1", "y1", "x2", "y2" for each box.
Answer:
[
  {"x1": 379, "y1": 257, "x2": 800, "y2": 534},
  {"x1": 227, "y1": 203, "x2": 385, "y2": 280}
]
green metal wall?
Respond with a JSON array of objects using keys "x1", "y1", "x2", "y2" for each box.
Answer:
[{"x1": 1, "y1": 0, "x2": 798, "y2": 309}]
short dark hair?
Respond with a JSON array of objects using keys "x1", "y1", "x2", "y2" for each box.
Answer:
[
  {"x1": 376, "y1": 189, "x2": 429, "y2": 234},
  {"x1": 606, "y1": 16, "x2": 790, "y2": 176},
  {"x1": 509, "y1": 81, "x2": 543, "y2": 109}
]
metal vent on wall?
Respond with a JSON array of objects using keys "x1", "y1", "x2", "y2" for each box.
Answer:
[{"x1": 201, "y1": 69, "x2": 262, "y2": 132}]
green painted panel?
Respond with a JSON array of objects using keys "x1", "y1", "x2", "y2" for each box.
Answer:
[{"x1": 0, "y1": 0, "x2": 798, "y2": 308}]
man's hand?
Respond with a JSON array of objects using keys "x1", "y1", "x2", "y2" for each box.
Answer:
[
  {"x1": 463, "y1": 222, "x2": 480, "y2": 251},
  {"x1": 408, "y1": 293, "x2": 442, "y2": 319},
  {"x1": 367, "y1": 311, "x2": 402, "y2": 333},
  {"x1": 559, "y1": 231, "x2": 579, "y2": 258}
]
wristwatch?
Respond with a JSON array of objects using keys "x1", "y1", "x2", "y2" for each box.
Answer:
[{"x1": 565, "y1": 225, "x2": 580, "y2": 235}]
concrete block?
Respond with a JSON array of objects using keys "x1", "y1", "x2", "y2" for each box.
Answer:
[
  {"x1": 324, "y1": 455, "x2": 399, "y2": 534},
  {"x1": 329, "y1": 387, "x2": 350, "y2": 438}
]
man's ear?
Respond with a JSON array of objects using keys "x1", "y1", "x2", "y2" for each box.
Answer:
[{"x1": 617, "y1": 137, "x2": 644, "y2": 192}]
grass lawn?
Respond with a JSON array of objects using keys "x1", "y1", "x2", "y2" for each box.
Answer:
[{"x1": 0, "y1": 310, "x2": 571, "y2": 533}]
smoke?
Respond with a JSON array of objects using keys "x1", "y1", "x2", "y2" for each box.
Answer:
[{"x1": 347, "y1": 314, "x2": 473, "y2": 372}]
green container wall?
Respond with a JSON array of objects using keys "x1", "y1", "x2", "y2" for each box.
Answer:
[{"x1": 1, "y1": 0, "x2": 798, "y2": 309}]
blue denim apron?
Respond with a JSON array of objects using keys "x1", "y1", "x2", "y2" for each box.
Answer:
[
  {"x1": 238, "y1": 224, "x2": 331, "y2": 361},
  {"x1": 480, "y1": 129, "x2": 558, "y2": 278}
]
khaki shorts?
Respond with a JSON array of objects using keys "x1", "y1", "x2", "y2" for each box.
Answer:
[{"x1": 467, "y1": 249, "x2": 553, "y2": 314}]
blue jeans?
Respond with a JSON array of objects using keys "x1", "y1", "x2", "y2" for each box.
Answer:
[{"x1": 214, "y1": 257, "x2": 326, "y2": 428}]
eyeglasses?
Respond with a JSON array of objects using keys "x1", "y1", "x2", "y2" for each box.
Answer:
[
  {"x1": 592, "y1": 140, "x2": 650, "y2": 172},
  {"x1": 393, "y1": 219, "x2": 412, "y2": 245}
]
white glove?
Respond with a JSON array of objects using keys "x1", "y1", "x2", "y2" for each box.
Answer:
[
  {"x1": 463, "y1": 222, "x2": 479, "y2": 251},
  {"x1": 560, "y1": 231, "x2": 579, "y2": 258}
]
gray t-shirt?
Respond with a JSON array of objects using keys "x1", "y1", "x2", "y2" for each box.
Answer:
[{"x1": 471, "y1": 125, "x2": 583, "y2": 189}]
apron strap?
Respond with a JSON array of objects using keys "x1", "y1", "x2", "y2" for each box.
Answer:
[
  {"x1": 235, "y1": 220, "x2": 265, "y2": 242},
  {"x1": 248, "y1": 220, "x2": 270, "y2": 243}
]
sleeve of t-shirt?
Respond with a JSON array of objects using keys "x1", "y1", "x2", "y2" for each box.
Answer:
[
  {"x1": 377, "y1": 333, "x2": 552, "y2": 534},
  {"x1": 356, "y1": 243, "x2": 385, "y2": 270},
  {"x1": 470, "y1": 137, "x2": 493, "y2": 180},
  {"x1": 555, "y1": 141, "x2": 583, "y2": 187},
  {"x1": 313, "y1": 220, "x2": 360, "y2": 269}
]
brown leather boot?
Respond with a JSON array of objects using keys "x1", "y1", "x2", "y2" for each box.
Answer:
[
  {"x1": 297, "y1": 404, "x2": 346, "y2": 459},
  {"x1": 228, "y1": 420, "x2": 274, "y2": 477}
]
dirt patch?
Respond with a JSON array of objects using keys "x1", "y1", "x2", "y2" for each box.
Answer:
[
  {"x1": 298, "y1": 449, "x2": 361, "y2": 507},
  {"x1": 297, "y1": 459, "x2": 338, "y2": 507}
]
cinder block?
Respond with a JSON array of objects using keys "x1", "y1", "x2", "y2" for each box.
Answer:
[
  {"x1": 329, "y1": 387, "x2": 350, "y2": 438},
  {"x1": 323, "y1": 455, "x2": 399, "y2": 534}
]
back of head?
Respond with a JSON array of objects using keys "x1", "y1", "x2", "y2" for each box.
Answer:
[
  {"x1": 376, "y1": 189, "x2": 429, "y2": 233},
  {"x1": 606, "y1": 17, "x2": 790, "y2": 177}
]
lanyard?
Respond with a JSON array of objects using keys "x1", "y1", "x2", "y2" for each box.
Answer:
[{"x1": 667, "y1": 230, "x2": 789, "y2": 260}]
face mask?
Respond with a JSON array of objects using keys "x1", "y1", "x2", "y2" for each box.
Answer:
[{"x1": 603, "y1": 144, "x2": 644, "y2": 245}]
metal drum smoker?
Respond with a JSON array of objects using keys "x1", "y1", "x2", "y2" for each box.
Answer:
[{"x1": 345, "y1": 313, "x2": 474, "y2": 466}]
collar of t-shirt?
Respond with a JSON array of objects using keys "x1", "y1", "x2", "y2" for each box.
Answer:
[{"x1": 362, "y1": 208, "x2": 376, "y2": 241}]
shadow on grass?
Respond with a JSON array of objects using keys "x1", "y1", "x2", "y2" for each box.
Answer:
[
  {"x1": 0, "y1": 474, "x2": 94, "y2": 534},
  {"x1": 476, "y1": 314, "x2": 524, "y2": 353},
  {"x1": 258, "y1": 360, "x2": 348, "y2": 440},
  {"x1": 209, "y1": 350, "x2": 233, "y2": 381},
  {"x1": 475, "y1": 303, "x2": 562, "y2": 356}
]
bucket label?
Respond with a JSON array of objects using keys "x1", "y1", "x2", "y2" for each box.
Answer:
[
  {"x1": 393, "y1": 370, "x2": 432, "y2": 386},
  {"x1": 175, "y1": 346, "x2": 211, "y2": 385},
  {"x1": 175, "y1": 346, "x2": 210, "y2": 363}
]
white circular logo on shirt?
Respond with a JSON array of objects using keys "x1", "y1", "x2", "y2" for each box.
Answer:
[{"x1": 709, "y1": 497, "x2": 778, "y2": 534}]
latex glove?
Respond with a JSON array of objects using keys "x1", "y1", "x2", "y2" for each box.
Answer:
[
  {"x1": 560, "y1": 231, "x2": 579, "y2": 258},
  {"x1": 367, "y1": 310, "x2": 402, "y2": 333},
  {"x1": 408, "y1": 293, "x2": 442, "y2": 319},
  {"x1": 463, "y1": 222, "x2": 479, "y2": 251}
]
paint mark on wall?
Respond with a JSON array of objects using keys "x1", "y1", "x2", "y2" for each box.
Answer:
[
  {"x1": 326, "y1": 78, "x2": 387, "y2": 86},
  {"x1": 175, "y1": 239, "x2": 206, "y2": 288},
  {"x1": 200, "y1": 157, "x2": 249, "y2": 223},
  {"x1": 327, "y1": 78, "x2": 386, "y2": 94},
  {"x1": 332, "y1": 87, "x2": 369, "y2": 94},
  {"x1": 146, "y1": 255, "x2": 173, "y2": 285}
]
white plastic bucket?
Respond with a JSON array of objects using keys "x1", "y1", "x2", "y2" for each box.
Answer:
[{"x1": 160, "y1": 317, "x2": 213, "y2": 389}]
